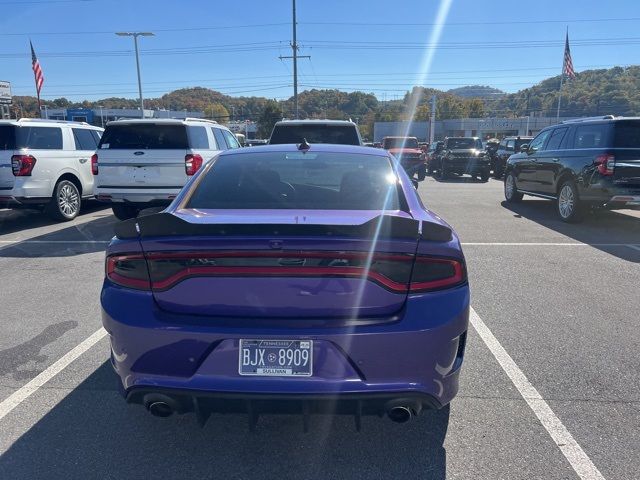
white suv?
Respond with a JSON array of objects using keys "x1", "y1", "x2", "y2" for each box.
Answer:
[
  {"x1": 0, "y1": 118, "x2": 103, "y2": 221},
  {"x1": 94, "y1": 118, "x2": 240, "y2": 220}
]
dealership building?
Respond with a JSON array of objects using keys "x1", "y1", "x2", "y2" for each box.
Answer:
[
  {"x1": 373, "y1": 116, "x2": 577, "y2": 142},
  {"x1": 43, "y1": 107, "x2": 205, "y2": 127}
]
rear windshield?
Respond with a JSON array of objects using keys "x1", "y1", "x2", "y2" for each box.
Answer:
[
  {"x1": 269, "y1": 124, "x2": 360, "y2": 145},
  {"x1": 187, "y1": 151, "x2": 401, "y2": 210},
  {"x1": 515, "y1": 138, "x2": 532, "y2": 149},
  {"x1": 447, "y1": 138, "x2": 480, "y2": 149},
  {"x1": 383, "y1": 138, "x2": 419, "y2": 149},
  {"x1": 0, "y1": 126, "x2": 15, "y2": 150},
  {"x1": 613, "y1": 121, "x2": 640, "y2": 148},
  {"x1": 98, "y1": 124, "x2": 188, "y2": 150}
]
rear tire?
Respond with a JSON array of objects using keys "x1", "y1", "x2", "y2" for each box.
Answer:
[
  {"x1": 417, "y1": 165, "x2": 426, "y2": 181},
  {"x1": 504, "y1": 173, "x2": 523, "y2": 203},
  {"x1": 112, "y1": 204, "x2": 139, "y2": 221},
  {"x1": 427, "y1": 164, "x2": 434, "y2": 175},
  {"x1": 493, "y1": 167, "x2": 503, "y2": 179},
  {"x1": 557, "y1": 180, "x2": 584, "y2": 223},
  {"x1": 46, "y1": 179, "x2": 81, "y2": 221},
  {"x1": 480, "y1": 170, "x2": 490, "y2": 182}
]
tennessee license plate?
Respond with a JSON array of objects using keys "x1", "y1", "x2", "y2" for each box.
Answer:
[{"x1": 238, "y1": 339, "x2": 313, "y2": 377}]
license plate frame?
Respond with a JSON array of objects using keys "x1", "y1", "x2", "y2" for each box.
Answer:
[{"x1": 238, "y1": 339, "x2": 313, "y2": 377}]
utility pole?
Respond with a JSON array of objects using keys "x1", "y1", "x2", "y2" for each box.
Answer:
[
  {"x1": 429, "y1": 95, "x2": 437, "y2": 144},
  {"x1": 279, "y1": 0, "x2": 310, "y2": 119},
  {"x1": 115, "y1": 32, "x2": 154, "y2": 118}
]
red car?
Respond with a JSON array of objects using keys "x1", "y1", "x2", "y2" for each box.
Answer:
[{"x1": 382, "y1": 136, "x2": 427, "y2": 180}]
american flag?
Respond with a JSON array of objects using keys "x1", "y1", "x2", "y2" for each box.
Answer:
[
  {"x1": 30, "y1": 41, "x2": 44, "y2": 97},
  {"x1": 563, "y1": 32, "x2": 576, "y2": 80}
]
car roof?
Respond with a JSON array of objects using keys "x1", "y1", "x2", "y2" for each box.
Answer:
[
  {"x1": 105, "y1": 118, "x2": 223, "y2": 127},
  {"x1": 217, "y1": 143, "x2": 388, "y2": 157},
  {"x1": 274, "y1": 119, "x2": 357, "y2": 126},
  {"x1": 383, "y1": 136, "x2": 418, "y2": 139},
  {"x1": 504, "y1": 136, "x2": 533, "y2": 140},
  {"x1": 0, "y1": 118, "x2": 102, "y2": 129}
]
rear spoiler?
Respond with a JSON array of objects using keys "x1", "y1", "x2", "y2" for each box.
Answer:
[{"x1": 115, "y1": 212, "x2": 443, "y2": 240}]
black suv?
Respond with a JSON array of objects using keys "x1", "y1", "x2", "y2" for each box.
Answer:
[
  {"x1": 504, "y1": 116, "x2": 640, "y2": 222},
  {"x1": 493, "y1": 136, "x2": 532, "y2": 179},
  {"x1": 433, "y1": 137, "x2": 490, "y2": 181}
]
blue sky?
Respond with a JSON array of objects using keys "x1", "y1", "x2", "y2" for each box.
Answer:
[{"x1": 1, "y1": 0, "x2": 639, "y2": 101}]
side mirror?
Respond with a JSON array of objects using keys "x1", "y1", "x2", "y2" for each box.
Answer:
[
  {"x1": 411, "y1": 179, "x2": 419, "y2": 189},
  {"x1": 519, "y1": 144, "x2": 529, "y2": 153}
]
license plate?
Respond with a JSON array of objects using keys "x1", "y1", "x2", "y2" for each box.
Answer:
[{"x1": 239, "y1": 339, "x2": 313, "y2": 377}]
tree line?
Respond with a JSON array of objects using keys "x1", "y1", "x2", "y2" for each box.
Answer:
[{"x1": 9, "y1": 66, "x2": 640, "y2": 140}]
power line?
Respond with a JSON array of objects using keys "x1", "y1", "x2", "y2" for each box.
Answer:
[
  {"x1": 0, "y1": 23, "x2": 289, "y2": 37},
  {"x1": 299, "y1": 17, "x2": 640, "y2": 27}
]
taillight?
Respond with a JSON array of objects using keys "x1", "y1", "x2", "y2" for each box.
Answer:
[
  {"x1": 106, "y1": 254, "x2": 150, "y2": 290},
  {"x1": 595, "y1": 153, "x2": 615, "y2": 176},
  {"x1": 136, "y1": 251, "x2": 466, "y2": 293},
  {"x1": 185, "y1": 153, "x2": 203, "y2": 176},
  {"x1": 91, "y1": 153, "x2": 99, "y2": 175},
  {"x1": 11, "y1": 155, "x2": 37, "y2": 176},
  {"x1": 409, "y1": 256, "x2": 466, "y2": 292}
]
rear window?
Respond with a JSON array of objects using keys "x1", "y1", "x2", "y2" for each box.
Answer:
[
  {"x1": 446, "y1": 138, "x2": 478, "y2": 149},
  {"x1": 383, "y1": 138, "x2": 419, "y2": 149},
  {"x1": 187, "y1": 126, "x2": 210, "y2": 149},
  {"x1": 187, "y1": 151, "x2": 401, "y2": 210},
  {"x1": 15, "y1": 126, "x2": 63, "y2": 150},
  {"x1": 72, "y1": 128, "x2": 99, "y2": 151},
  {"x1": 573, "y1": 124, "x2": 610, "y2": 149},
  {"x1": 0, "y1": 125, "x2": 15, "y2": 150},
  {"x1": 613, "y1": 121, "x2": 640, "y2": 148},
  {"x1": 98, "y1": 124, "x2": 188, "y2": 150},
  {"x1": 269, "y1": 124, "x2": 360, "y2": 145}
]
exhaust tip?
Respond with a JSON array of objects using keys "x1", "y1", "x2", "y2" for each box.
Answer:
[
  {"x1": 147, "y1": 401, "x2": 173, "y2": 418},
  {"x1": 387, "y1": 406, "x2": 413, "y2": 423}
]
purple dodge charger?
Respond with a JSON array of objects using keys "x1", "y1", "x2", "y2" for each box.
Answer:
[{"x1": 101, "y1": 143, "x2": 469, "y2": 428}]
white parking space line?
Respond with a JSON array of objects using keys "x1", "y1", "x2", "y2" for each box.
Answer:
[
  {"x1": 0, "y1": 328, "x2": 107, "y2": 423},
  {"x1": 627, "y1": 244, "x2": 640, "y2": 252},
  {"x1": 470, "y1": 307, "x2": 605, "y2": 480},
  {"x1": 462, "y1": 242, "x2": 637, "y2": 247},
  {"x1": 0, "y1": 240, "x2": 110, "y2": 244}
]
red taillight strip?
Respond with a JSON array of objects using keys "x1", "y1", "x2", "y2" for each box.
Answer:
[
  {"x1": 410, "y1": 258, "x2": 465, "y2": 292},
  {"x1": 150, "y1": 265, "x2": 409, "y2": 292},
  {"x1": 105, "y1": 254, "x2": 150, "y2": 290}
]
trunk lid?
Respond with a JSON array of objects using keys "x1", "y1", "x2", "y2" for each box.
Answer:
[
  {"x1": 612, "y1": 121, "x2": 640, "y2": 186},
  {"x1": 134, "y1": 210, "x2": 420, "y2": 318},
  {"x1": 96, "y1": 123, "x2": 189, "y2": 189}
]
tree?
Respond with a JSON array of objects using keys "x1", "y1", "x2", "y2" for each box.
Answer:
[
  {"x1": 466, "y1": 98, "x2": 485, "y2": 118},
  {"x1": 257, "y1": 100, "x2": 283, "y2": 138},
  {"x1": 207, "y1": 103, "x2": 230, "y2": 122}
]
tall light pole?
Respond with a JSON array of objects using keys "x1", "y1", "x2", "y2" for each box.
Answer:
[{"x1": 115, "y1": 32, "x2": 154, "y2": 118}]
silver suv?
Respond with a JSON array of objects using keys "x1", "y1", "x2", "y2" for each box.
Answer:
[
  {"x1": 0, "y1": 118, "x2": 103, "y2": 221},
  {"x1": 94, "y1": 118, "x2": 240, "y2": 220}
]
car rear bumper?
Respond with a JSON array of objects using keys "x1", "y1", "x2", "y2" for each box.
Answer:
[
  {"x1": 101, "y1": 282, "x2": 470, "y2": 411},
  {"x1": 580, "y1": 184, "x2": 640, "y2": 209},
  {"x1": 95, "y1": 189, "x2": 180, "y2": 204},
  {"x1": 606, "y1": 194, "x2": 640, "y2": 209},
  {"x1": 444, "y1": 159, "x2": 490, "y2": 173}
]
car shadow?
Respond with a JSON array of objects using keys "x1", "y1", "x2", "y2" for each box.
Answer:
[
  {"x1": 0, "y1": 362, "x2": 449, "y2": 480},
  {"x1": 431, "y1": 174, "x2": 487, "y2": 184},
  {"x1": 0, "y1": 213, "x2": 118, "y2": 258},
  {"x1": 0, "y1": 201, "x2": 110, "y2": 236},
  {"x1": 501, "y1": 200, "x2": 640, "y2": 263}
]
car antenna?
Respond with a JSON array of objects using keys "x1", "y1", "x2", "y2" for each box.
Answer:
[{"x1": 298, "y1": 138, "x2": 310, "y2": 151}]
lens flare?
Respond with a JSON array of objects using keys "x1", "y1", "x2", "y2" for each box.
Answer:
[{"x1": 401, "y1": 0, "x2": 454, "y2": 138}]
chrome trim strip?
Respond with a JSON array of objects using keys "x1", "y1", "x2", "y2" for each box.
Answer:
[
  {"x1": 98, "y1": 162, "x2": 184, "y2": 167},
  {"x1": 518, "y1": 190, "x2": 557, "y2": 200}
]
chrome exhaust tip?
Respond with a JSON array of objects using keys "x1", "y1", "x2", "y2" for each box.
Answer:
[
  {"x1": 387, "y1": 405, "x2": 413, "y2": 423},
  {"x1": 147, "y1": 401, "x2": 173, "y2": 417}
]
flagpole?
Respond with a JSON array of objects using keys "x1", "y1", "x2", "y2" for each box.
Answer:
[{"x1": 556, "y1": 27, "x2": 567, "y2": 122}]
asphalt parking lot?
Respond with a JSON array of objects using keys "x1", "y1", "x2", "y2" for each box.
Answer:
[{"x1": 1, "y1": 179, "x2": 638, "y2": 480}]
